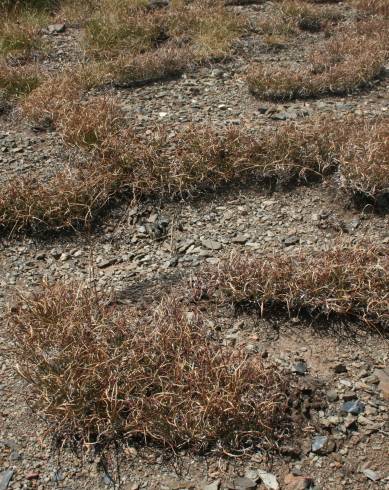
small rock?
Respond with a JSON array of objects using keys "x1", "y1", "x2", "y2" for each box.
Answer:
[
  {"x1": 293, "y1": 361, "x2": 308, "y2": 375},
  {"x1": 201, "y1": 239, "x2": 222, "y2": 251},
  {"x1": 202, "y1": 480, "x2": 220, "y2": 490},
  {"x1": 232, "y1": 234, "x2": 249, "y2": 244},
  {"x1": 97, "y1": 258, "x2": 117, "y2": 269},
  {"x1": 341, "y1": 399, "x2": 365, "y2": 415},
  {"x1": 326, "y1": 390, "x2": 339, "y2": 402},
  {"x1": 284, "y1": 236, "x2": 300, "y2": 247},
  {"x1": 47, "y1": 23, "x2": 66, "y2": 34},
  {"x1": 284, "y1": 473, "x2": 314, "y2": 490},
  {"x1": 311, "y1": 435, "x2": 335, "y2": 455},
  {"x1": 233, "y1": 477, "x2": 257, "y2": 489},
  {"x1": 26, "y1": 472, "x2": 40, "y2": 481},
  {"x1": 333, "y1": 363, "x2": 347, "y2": 374},
  {"x1": 362, "y1": 469, "x2": 380, "y2": 481},
  {"x1": 257, "y1": 470, "x2": 279, "y2": 490},
  {"x1": 0, "y1": 470, "x2": 14, "y2": 490},
  {"x1": 375, "y1": 368, "x2": 389, "y2": 400}
]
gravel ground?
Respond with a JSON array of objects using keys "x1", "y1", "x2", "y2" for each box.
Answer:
[{"x1": 0, "y1": 1, "x2": 388, "y2": 488}]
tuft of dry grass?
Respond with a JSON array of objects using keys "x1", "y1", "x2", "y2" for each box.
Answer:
[
  {"x1": 352, "y1": 0, "x2": 389, "y2": 17},
  {"x1": 8, "y1": 282, "x2": 291, "y2": 450},
  {"x1": 247, "y1": 23, "x2": 388, "y2": 100},
  {"x1": 0, "y1": 61, "x2": 41, "y2": 99},
  {"x1": 197, "y1": 245, "x2": 389, "y2": 329},
  {"x1": 339, "y1": 117, "x2": 389, "y2": 208}
]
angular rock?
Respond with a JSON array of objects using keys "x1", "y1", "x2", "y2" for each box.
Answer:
[
  {"x1": 233, "y1": 477, "x2": 257, "y2": 489},
  {"x1": 362, "y1": 469, "x2": 380, "y2": 481},
  {"x1": 341, "y1": 399, "x2": 365, "y2": 415},
  {"x1": 257, "y1": 470, "x2": 279, "y2": 490},
  {"x1": 0, "y1": 470, "x2": 14, "y2": 490},
  {"x1": 311, "y1": 435, "x2": 335, "y2": 455}
]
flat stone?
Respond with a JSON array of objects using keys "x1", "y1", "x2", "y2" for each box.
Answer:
[
  {"x1": 233, "y1": 477, "x2": 257, "y2": 489},
  {"x1": 201, "y1": 239, "x2": 222, "y2": 251},
  {"x1": 293, "y1": 361, "x2": 308, "y2": 375},
  {"x1": 202, "y1": 480, "x2": 220, "y2": 490},
  {"x1": 362, "y1": 469, "x2": 380, "y2": 481},
  {"x1": 284, "y1": 235, "x2": 300, "y2": 246},
  {"x1": 0, "y1": 470, "x2": 14, "y2": 490}
]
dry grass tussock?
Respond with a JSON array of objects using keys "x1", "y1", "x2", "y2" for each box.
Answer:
[
  {"x1": 257, "y1": 0, "x2": 342, "y2": 39},
  {"x1": 351, "y1": 0, "x2": 389, "y2": 17},
  {"x1": 0, "y1": 107, "x2": 344, "y2": 233},
  {"x1": 0, "y1": 61, "x2": 41, "y2": 99},
  {"x1": 8, "y1": 282, "x2": 291, "y2": 450},
  {"x1": 339, "y1": 116, "x2": 389, "y2": 208},
  {"x1": 196, "y1": 245, "x2": 389, "y2": 329},
  {"x1": 247, "y1": 21, "x2": 388, "y2": 100}
]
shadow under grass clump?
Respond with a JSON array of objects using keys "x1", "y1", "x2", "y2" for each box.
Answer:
[
  {"x1": 8, "y1": 282, "x2": 293, "y2": 452},
  {"x1": 194, "y1": 245, "x2": 389, "y2": 331}
]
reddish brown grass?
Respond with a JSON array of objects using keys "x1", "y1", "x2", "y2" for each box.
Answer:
[
  {"x1": 8, "y1": 282, "x2": 291, "y2": 450},
  {"x1": 196, "y1": 245, "x2": 389, "y2": 329}
]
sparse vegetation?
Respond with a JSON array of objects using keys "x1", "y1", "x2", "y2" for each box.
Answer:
[
  {"x1": 8, "y1": 282, "x2": 291, "y2": 450},
  {"x1": 197, "y1": 245, "x2": 389, "y2": 329}
]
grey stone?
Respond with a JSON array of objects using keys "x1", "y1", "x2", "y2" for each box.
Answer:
[
  {"x1": 257, "y1": 470, "x2": 279, "y2": 490},
  {"x1": 312, "y1": 435, "x2": 336, "y2": 454},
  {"x1": 293, "y1": 361, "x2": 308, "y2": 375},
  {"x1": 362, "y1": 469, "x2": 380, "y2": 481},
  {"x1": 326, "y1": 390, "x2": 339, "y2": 402},
  {"x1": 284, "y1": 235, "x2": 300, "y2": 246},
  {"x1": 0, "y1": 470, "x2": 14, "y2": 490},
  {"x1": 201, "y1": 239, "x2": 222, "y2": 251},
  {"x1": 341, "y1": 399, "x2": 365, "y2": 415},
  {"x1": 233, "y1": 477, "x2": 257, "y2": 489}
]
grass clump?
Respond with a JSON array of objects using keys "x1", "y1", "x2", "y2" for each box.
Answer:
[
  {"x1": 198, "y1": 245, "x2": 389, "y2": 329},
  {"x1": 339, "y1": 117, "x2": 389, "y2": 209},
  {"x1": 0, "y1": 107, "x2": 344, "y2": 234},
  {"x1": 247, "y1": 24, "x2": 387, "y2": 100},
  {"x1": 0, "y1": 62, "x2": 41, "y2": 99},
  {"x1": 352, "y1": 0, "x2": 389, "y2": 17},
  {"x1": 8, "y1": 282, "x2": 291, "y2": 450}
]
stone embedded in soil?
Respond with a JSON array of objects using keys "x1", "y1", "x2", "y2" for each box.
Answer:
[
  {"x1": 232, "y1": 477, "x2": 257, "y2": 489},
  {"x1": 326, "y1": 390, "x2": 339, "y2": 402},
  {"x1": 293, "y1": 361, "x2": 308, "y2": 375},
  {"x1": 256, "y1": 470, "x2": 279, "y2": 490},
  {"x1": 0, "y1": 470, "x2": 14, "y2": 490},
  {"x1": 333, "y1": 363, "x2": 348, "y2": 374},
  {"x1": 201, "y1": 239, "x2": 222, "y2": 251},
  {"x1": 284, "y1": 235, "x2": 300, "y2": 247},
  {"x1": 202, "y1": 480, "x2": 220, "y2": 490},
  {"x1": 362, "y1": 469, "x2": 380, "y2": 482},
  {"x1": 284, "y1": 473, "x2": 314, "y2": 490},
  {"x1": 311, "y1": 435, "x2": 336, "y2": 455},
  {"x1": 341, "y1": 399, "x2": 365, "y2": 415}
]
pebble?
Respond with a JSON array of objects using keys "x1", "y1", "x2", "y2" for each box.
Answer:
[
  {"x1": 362, "y1": 469, "x2": 380, "y2": 481},
  {"x1": 0, "y1": 470, "x2": 14, "y2": 490}
]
